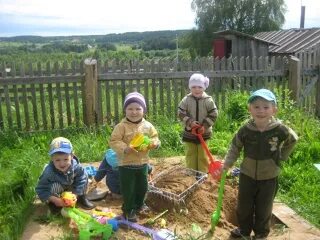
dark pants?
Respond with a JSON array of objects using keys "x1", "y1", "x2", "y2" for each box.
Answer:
[
  {"x1": 237, "y1": 173, "x2": 278, "y2": 236},
  {"x1": 119, "y1": 165, "x2": 148, "y2": 215}
]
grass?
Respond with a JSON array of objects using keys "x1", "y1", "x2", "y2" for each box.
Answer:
[{"x1": 0, "y1": 90, "x2": 319, "y2": 239}]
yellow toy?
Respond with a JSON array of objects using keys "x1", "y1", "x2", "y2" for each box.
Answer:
[
  {"x1": 61, "y1": 191, "x2": 77, "y2": 207},
  {"x1": 130, "y1": 133, "x2": 151, "y2": 151}
]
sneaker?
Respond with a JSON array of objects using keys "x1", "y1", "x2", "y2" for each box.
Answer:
[
  {"x1": 230, "y1": 228, "x2": 251, "y2": 239},
  {"x1": 126, "y1": 210, "x2": 137, "y2": 222},
  {"x1": 137, "y1": 203, "x2": 150, "y2": 214},
  {"x1": 77, "y1": 195, "x2": 95, "y2": 210},
  {"x1": 87, "y1": 188, "x2": 108, "y2": 201}
]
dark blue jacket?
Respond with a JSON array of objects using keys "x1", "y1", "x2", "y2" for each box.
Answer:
[
  {"x1": 94, "y1": 158, "x2": 120, "y2": 194},
  {"x1": 36, "y1": 156, "x2": 88, "y2": 201},
  {"x1": 94, "y1": 157, "x2": 153, "y2": 195}
]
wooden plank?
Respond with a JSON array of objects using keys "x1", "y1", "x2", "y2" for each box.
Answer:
[
  {"x1": 173, "y1": 78, "x2": 178, "y2": 120},
  {"x1": 47, "y1": 83, "x2": 55, "y2": 129},
  {"x1": 239, "y1": 57, "x2": 245, "y2": 92},
  {"x1": 0, "y1": 75, "x2": 81, "y2": 85},
  {"x1": 64, "y1": 82, "x2": 72, "y2": 126},
  {"x1": 3, "y1": 85, "x2": 13, "y2": 128},
  {"x1": 121, "y1": 79, "x2": 126, "y2": 105},
  {"x1": 56, "y1": 83, "x2": 63, "y2": 129},
  {"x1": 152, "y1": 78, "x2": 157, "y2": 117},
  {"x1": 113, "y1": 81, "x2": 119, "y2": 124},
  {"x1": 73, "y1": 82, "x2": 80, "y2": 127},
  {"x1": 30, "y1": 83, "x2": 39, "y2": 130},
  {"x1": 12, "y1": 84, "x2": 21, "y2": 130},
  {"x1": 144, "y1": 79, "x2": 149, "y2": 114},
  {"x1": 96, "y1": 80, "x2": 103, "y2": 125},
  {"x1": 105, "y1": 80, "x2": 111, "y2": 124},
  {"x1": 166, "y1": 79, "x2": 172, "y2": 117},
  {"x1": 22, "y1": 84, "x2": 30, "y2": 131},
  {"x1": 159, "y1": 79, "x2": 164, "y2": 114},
  {"x1": 39, "y1": 82, "x2": 47, "y2": 130}
]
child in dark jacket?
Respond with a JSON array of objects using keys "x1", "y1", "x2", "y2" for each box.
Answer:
[
  {"x1": 36, "y1": 137, "x2": 94, "y2": 215},
  {"x1": 222, "y1": 89, "x2": 298, "y2": 240},
  {"x1": 93, "y1": 149, "x2": 153, "y2": 199}
]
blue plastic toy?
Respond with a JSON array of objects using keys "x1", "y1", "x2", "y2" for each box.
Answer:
[{"x1": 105, "y1": 149, "x2": 118, "y2": 170}]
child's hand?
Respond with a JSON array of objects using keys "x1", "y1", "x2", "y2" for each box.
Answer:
[
  {"x1": 124, "y1": 146, "x2": 138, "y2": 154},
  {"x1": 148, "y1": 142, "x2": 159, "y2": 150},
  {"x1": 190, "y1": 121, "x2": 201, "y2": 129},
  {"x1": 49, "y1": 196, "x2": 66, "y2": 207}
]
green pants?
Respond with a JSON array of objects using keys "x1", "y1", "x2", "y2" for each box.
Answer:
[
  {"x1": 119, "y1": 165, "x2": 148, "y2": 215},
  {"x1": 237, "y1": 173, "x2": 278, "y2": 237},
  {"x1": 184, "y1": 142, "x2": 209, "y2": 173}
]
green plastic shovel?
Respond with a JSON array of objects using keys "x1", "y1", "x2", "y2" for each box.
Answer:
[{"x1": 211, "y1": 170, "x2": 227, "y2": 232}]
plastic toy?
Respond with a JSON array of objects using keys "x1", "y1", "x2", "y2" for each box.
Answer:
[
  {"x1": 105, "y1": 149, "x2": 118, "y2": 169},
  {"x1": 114, "y1": 216, "x2": 176, "y2": 240},
  {"x1": 211, "y1": 170, "x2": 227, "y2": 232},
  {"x1": 146, "y1": 209, "x2": 168, "y2": 225},
  {"x1": 130, "y1": 133, "x2": 151, "y2": 151},
  {"x1": 61, "y1": 191, "x2": 77, "y2": 207},
  {"x1": 61, "y1": 207, "x2": 113, "y2": 240},
  {"x1": 192, "y1": 126, "x2": 222, "y2": 179}
]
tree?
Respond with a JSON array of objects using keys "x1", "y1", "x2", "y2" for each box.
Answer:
[{"x1": 189, "y1": 0, "x2": 286, "y2": 56}]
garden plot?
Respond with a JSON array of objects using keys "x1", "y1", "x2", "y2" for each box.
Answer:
[{"x1": 21, "y1": 157, "x2": 320, "y2": 240}]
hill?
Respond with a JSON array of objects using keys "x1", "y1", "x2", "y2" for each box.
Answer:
[{"x1": 0, "y1": 30, "x2": 190, "y2": 45}]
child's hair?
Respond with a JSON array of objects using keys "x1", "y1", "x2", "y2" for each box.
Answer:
[
  {"x1": 189, "y1": 73, "x2": 209, "y2": 90},
  {"x1": 123, "y1": 92, "x2": 147, "y2": 113},
  {"x1": 49, "y1": 137, "x2": 73, "y2": 156},
  {"x1": 248, "y1": 89, "x2": 277, "y2": 105}
]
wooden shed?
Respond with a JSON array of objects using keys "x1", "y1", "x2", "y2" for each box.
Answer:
[{"x1": 212, "y1": 30, "x2": 278, "y2": 58}]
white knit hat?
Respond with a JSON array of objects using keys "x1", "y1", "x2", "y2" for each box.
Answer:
[
  {"x1": 188, "y1": 73, "x2": 209, "y2": 90},
  {"x1": 123, "y1": 92, "x2": 147, "y2": 113}
]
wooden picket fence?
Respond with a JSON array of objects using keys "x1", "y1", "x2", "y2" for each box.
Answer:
[{"x1": 0, "y1": 54, "x2": 319, "y2": 132}]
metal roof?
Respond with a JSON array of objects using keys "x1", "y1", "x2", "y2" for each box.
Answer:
[
  {"x1": 213, "y1": 30, "x2": 279, "y2": 45},
  {"x1": 254, "y1": 28, "x2": 320, "y2": 54}
]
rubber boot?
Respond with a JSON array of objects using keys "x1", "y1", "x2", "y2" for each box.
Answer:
[{"x1": 77, "y1": 195, "x2": 95, "y2": 210}]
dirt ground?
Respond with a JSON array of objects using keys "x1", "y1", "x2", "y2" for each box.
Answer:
[{"x1": 21, "y1": 156, "x2": 320, "y2": 240}]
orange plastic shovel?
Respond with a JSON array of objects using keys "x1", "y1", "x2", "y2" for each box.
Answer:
[{"x1": 192, "y1": 126, "x2": 222, "y2": 179}]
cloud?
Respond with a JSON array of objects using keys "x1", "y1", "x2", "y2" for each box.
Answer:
[
  {"x1": 0, "y1": 0, "x2": 196, "y2": 36},
  {"x1": 0, "y1": 0, "x2": 319, "y2": 36}
]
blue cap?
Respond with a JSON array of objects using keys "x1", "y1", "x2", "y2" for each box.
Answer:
[
  {"x1": 248, "y1": 89, "x2": 277, "y2": 104},
  {"x1": 105, "y1": 149, "x2": 118, "y2": 169},
  {"x1": 49, "y1": 137, "x2": 73, "y2": 156}
]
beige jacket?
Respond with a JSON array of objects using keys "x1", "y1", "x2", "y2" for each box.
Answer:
[{"x1": 109, "y1": 118, "x2": 160, "y2": 166}]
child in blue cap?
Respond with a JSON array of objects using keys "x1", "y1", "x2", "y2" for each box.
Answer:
[
  {"x1": 221, "y1": 89, "x2": 298, "y2": 240},
  {"x1": 36, "y1": 137, "x2": 94, "y2": 215}
]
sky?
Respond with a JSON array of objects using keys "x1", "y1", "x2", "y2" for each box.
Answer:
[{"x1": 0, "y1": 0, "x2": 319, "y2": 37}]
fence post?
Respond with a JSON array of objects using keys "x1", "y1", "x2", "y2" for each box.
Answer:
[
  {"x1": 288, "y1": 56, "x2": 301, "y2": 103},
  {"x1": 83, "y1": 58, "x2": 98, "y2": 126}
]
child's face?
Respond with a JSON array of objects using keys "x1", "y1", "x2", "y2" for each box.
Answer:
[
  {"x1": 248, "y1": 98, "x2": 277, "y2": 125},
  {"x1": 125, "y1": 102, "x2": 144, "y2": 122},
  {"x1": 51, "y1": 153, "x2": 72, "y2": 173},
  {"x1": 190, "y1": 86, "x2": 204, "y2": 98}
]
